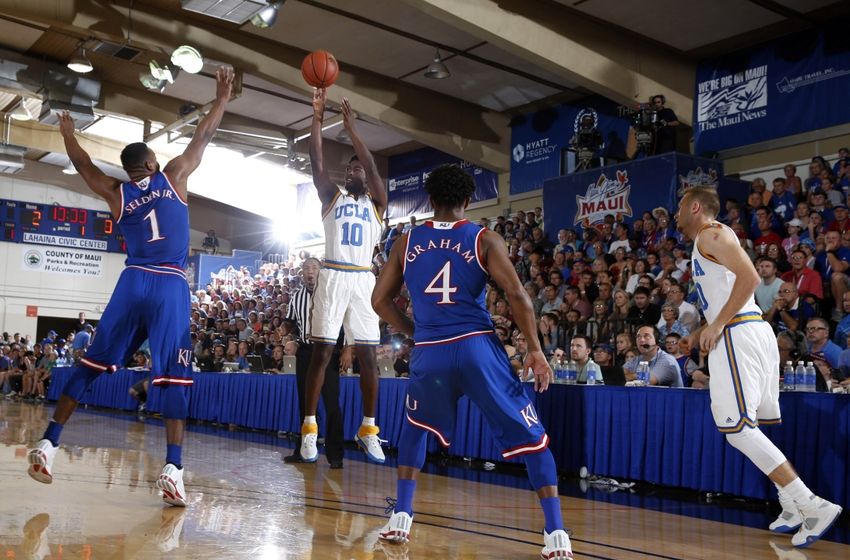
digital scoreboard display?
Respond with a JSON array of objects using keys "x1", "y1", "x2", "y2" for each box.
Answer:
[{"x1": 1, "y1": 199, "x2": 125, "y2": 253}]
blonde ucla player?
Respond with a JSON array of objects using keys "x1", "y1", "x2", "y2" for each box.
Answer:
[
  {"x1": 300, "y1": 88, "x2": 386, "y2": 464},
  {"x1": 676, "y1": 187, "x2": 840, "y2": 549}
]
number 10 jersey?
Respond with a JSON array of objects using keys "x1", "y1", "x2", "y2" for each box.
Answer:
[{"x1": 322, "y1": 190, "x2": 382, "y2": 272}]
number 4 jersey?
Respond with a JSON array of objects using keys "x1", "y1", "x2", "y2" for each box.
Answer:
[
  {"x1": 117, "y1": 171, "x2": 189, "y2": 270},
  {"x1": 403, "y1": 220, "x2": 495, "y2": 344}
]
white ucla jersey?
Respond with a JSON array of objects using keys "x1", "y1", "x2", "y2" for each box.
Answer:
[
  {"x1": 322, "y1": 190, "x2": 383, "y2": 272},
  {"x1": 692, "y1": 222, "x2": 761, "y2": 325}
]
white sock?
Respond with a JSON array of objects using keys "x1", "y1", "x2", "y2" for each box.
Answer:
[
  {"x1": 775, "y1": 483, "x2": 796, "y2": 511},
  {"x1": 782, "y1": 478, "x2": 817, "y2": 508},
  {"x1": 361, "y1": 416, "x2": 376, "y2": 427},
  {"x1": 303, "y1": 415, "x2": 317, "y2": 425}
]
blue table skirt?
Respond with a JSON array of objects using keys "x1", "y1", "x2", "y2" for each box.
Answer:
[{"x1": 47, "y1": 368, "x2": 849, "y2": 506}]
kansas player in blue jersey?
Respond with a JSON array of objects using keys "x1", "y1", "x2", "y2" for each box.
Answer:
[
  {"x1": 26, "y1": 67, "x2": 234, "y2": 507},
  {"x1": 371, "y1": 165, "x2": 573, "y2": 558}
]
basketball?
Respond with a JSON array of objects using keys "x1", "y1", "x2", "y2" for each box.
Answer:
[{"x1": 301, "y1": 50, "x2": 339, "y2": 88}]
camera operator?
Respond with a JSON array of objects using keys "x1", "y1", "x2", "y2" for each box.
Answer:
[{"x1": 651, "y1": 95, "x2": 679, "y2": 154}]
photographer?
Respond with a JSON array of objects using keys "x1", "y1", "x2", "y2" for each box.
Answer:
[
  {"x1": 569, "y1": 111, "x2": 604, "y2": 170},
  {"x1": 651, "y1": 95, "x2": 679, "y2": 154}
]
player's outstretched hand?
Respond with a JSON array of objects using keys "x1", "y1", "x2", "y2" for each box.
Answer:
[
  {"x1": 313, "y1": 88, "x2": 327, "y2": 118},
  {"x1": 341, "y1": 97, "x2": 356, "y2": 132},
  {"x1": 215, "y1": 66, "x2": 234, "y2": 102},
  {"x1": 525, "y1": 350, "x2": 552, "y2": 393},
  {"x1": 57, "y1": 111, "x2": 75, "y2": 138}
]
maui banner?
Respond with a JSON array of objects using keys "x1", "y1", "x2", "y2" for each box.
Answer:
[
  {"x1": 510, "y1": 98, "x2": 631, "y2": 195},
  {"x1": 695, "y1": 23, "x2": 850, "y2": 154},
  {"x1": 387, "y1": 147, "x2": 498, "y2": 220},
  {"x1": 543, "y1": 154, "x2": 723, "y2": 235}
]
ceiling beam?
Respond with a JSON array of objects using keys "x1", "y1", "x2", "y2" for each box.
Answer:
[
  {"x1": 400, "y1": 0, "x2": 695, "y2": 125},
  {"x1": 0, "y1": 0, "x2": 510, "y2": 171}
]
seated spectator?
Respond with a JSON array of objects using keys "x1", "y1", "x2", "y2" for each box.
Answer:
[
  {"x1": 673, "y1": 334, "x2": 698, "y2": 387},
  {"x1": 819, "y1": 175, "x2": 843, "y2": 207},
  {"x1": 805, "y1": 317, "x2": 841, "y2": 368},
  {"x1": 777, "y1": 330, "x2": 804, "y2": 369},
  {"x1": 627, "y1": 286, "x2": 661, "y2": 328},
  {"x1": 393, "y1": 339, "x2": 414, "y2": 378},
  {"x1": 660, "y1": 282, "x2": 699, "y2": 332},
  {"x1": 563, "y1": 286, "x2": 592, "y2": 320},
  {"x1": 767, "y1": 177, "x2": 796, "y2": 222},
  {"x1": 624, "y1": 325, "x2": 683, "y2": 387},
  {"x1": 202, "y1": 229, "x2": 220, "y2": 254},
  {"x1": 509, "y1": 332, "x2": 529, "y2": 376},
  {"x1": 816, "y1": 230, "x2": 850, "y2": 320},
  {"x1": 592, "y1": 343, "x2": 614, "y2": 367},
  {"x1": 781, "y1": 249, "x2": 824, "y2": 301},
  {"x1": 782, "y1": 218, "x2": 803, "y2": 256},
  {"x1": 495, "y1": 325, "x2": 516, "y2": 357},
  {"x1": 765, "y1": 243, "x2": 790, "y2": 274},
  {"x1": 764, "y1": 281, "x2": 815, "y2": 333},
  {"x1": 568, "y1": 334, "x2": 595, "y2": 383},
  {"x1": 538, "y1": 314, "x2": 559, "y2": 356},
  {"x1": 783, "y1": 163, "x2": 804, "y2": 198},
  {"x1": 540, "y1": 285, "x2": 563, "y2": 315},
  {"x1": 614, "y1": 332, "x2": 634, "y2": 366},
  {"x1": 755, "y1": 256, "x2": 782, "y2": 313},
  {"x1": 586, "y1": 299, "x2": 614, "y2": 343},
  {"x1": 827, "y1": 204, "x2": 850, "y2": 234},
  {"x1": 834, "y1": 292, "x2": 850, "y2": 348},
  {"x1": 658, "y1": 303, "x2": 689, "y2": 338}
]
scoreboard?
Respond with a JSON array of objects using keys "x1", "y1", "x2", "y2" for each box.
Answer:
[{"x1": 1, "y1": 198, "x2": 126, "y2": 253}]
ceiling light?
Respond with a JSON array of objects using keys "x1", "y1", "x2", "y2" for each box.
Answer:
[
  {"x1": 251, "y1": 0, "x2": 285, "y2": 28},
  {"x1": 10, "y1": 100, "x2": 33, "y2": 121},
  {"x1": 150, "y1": 60, "x2": 177, "y2": 84},
  {"x1": 171, "y1": 45, "x2": 204, "y2": 74},
  {"x1": 139, "y1": 71, "x2": 168, "y2": 92},
  {"x1": 424, "y1": 49, "x2": 450, "y2": 79},
  {"x1": 67, "y1": 47, "x2": 93, "y2": 73},
  {"x1": 62, "y1": 162, "x2": 78, "y2": 175}
]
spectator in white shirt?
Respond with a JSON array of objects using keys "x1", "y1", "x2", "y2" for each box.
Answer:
[{"x1": 754, "y1": 256, "x2": 782, "y2": 313}]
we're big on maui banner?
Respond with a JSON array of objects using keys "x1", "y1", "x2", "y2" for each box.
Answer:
[
  {"x1": 542, "y1": 154, "x2": 723, "y2": 235},
  {"x1": 386, "y1": 147, "x2": 498, "y2": 220},
  {"x1": 695, "y1": 23, "x2": 850, "y2": 154}
]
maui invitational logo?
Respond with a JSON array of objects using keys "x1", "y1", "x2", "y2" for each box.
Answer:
[
  {"x1": 678, "y1": 166, "x2": 719, "y2": 193},
  {"x1": 574, "y1": 170, "x2": 633, "y2": 227}
]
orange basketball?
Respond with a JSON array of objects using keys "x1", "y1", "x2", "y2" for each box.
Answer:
[{"x1": 301, "y1": 50, "x2": 339, "y2": 89}]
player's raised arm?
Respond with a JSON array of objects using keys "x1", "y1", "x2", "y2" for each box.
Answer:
[
  {"x1": 697, "y1": 225, "x2": 761, "y2": 353},
  {"x1": 308, "y1": 88, "x2": 340, "y2": 209},
  {"x1": 163, "y1": 66, "x2": 234, "y2": 194},
  {"x1": 59, "y1": 112, "x2": 121, "y2": 216},
  {"x1": 341, "y1": 97, "x2": 387, "y2": 215},
  {"x1": 480, "y1": 230, "x2": 552, "y2": 392},
  {"x1": 372, "y1": 233, "x2": 414, "y2": 337}
]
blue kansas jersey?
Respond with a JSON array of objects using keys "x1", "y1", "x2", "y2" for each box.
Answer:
[
  {"x1": 117, "y1": 171, "x2": 189, "y2": 269},
  {"x1": 403, "y1": 220, "x2": 494, "y2": 344}
]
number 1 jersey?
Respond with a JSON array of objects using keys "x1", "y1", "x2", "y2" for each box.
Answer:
[
  {"x1": 117, "y1": 171, "x2": 189, "y2": 269},
  {"x1": 403, "y1": 220, "x2": 494, "y2": 344}
]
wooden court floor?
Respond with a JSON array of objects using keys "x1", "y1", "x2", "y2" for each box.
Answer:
[{"x1": 0, "y1": 400, "x2": 847, "y2": 560}]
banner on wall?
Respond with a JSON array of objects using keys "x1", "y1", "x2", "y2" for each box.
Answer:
[
  {"x1": 21, "y1": 245, "x2": 104, "y2": 277},
  {"x1": 510, "y1": 99, "x2": 631, "y2": 195},
  {"x1": 542, "y1": 154, "x2": 723, "y2": 235},
  {"x1": 695, "y1": 24, "x2": 850, "y2": 154},
  {"x1": 387, "y1": 147, "x2": 498, "y2": 219}
]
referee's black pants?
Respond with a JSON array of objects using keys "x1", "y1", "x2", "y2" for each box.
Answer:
[{"x1": 294, "y1": 342, "x2": 344, "y2": 462}]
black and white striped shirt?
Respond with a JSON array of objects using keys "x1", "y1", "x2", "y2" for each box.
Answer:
[{"x1": 286, "y1": 286, "x2": 313, "y2": 344}]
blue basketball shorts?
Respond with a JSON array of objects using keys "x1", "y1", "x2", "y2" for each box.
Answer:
[
  {"x1": 405, "y1": 333, "x2": 549, "y2": 459},
  {"x1": 81, "y1": 266, "x2": 193, "y2": 387}
]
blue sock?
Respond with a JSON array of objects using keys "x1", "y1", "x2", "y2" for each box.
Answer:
[
  {"x1": 166, "y1": 444, "x2": 182, "y2": 468},
  {"x1": 540, "y1": 496, "x2": 564, "y2": 534},
  {"x1": 43, "y1": 421, "x2": 63, "y2": 447},
  {"x1": 395, "y1": 479, "x2": 417, "y2": 515}
]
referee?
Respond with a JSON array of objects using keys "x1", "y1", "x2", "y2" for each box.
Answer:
[{"x1": 284, "y1": 257, "x2": 344, "y2": 468}]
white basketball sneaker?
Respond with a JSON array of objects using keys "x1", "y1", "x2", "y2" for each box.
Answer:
[
  {"x1": 378, "y1": 511, "x2": 413, "y2": 543},
  {"x1": 156, "y1": 464, "x2": 187, "y2": 507},
  {"x1": 300, "y1": 422, "x2": 319, "y2": 463},
  {"x1": 355, "y1": 425, "x2": 386, "y2": 464},
  {"x1": 770, "y1": 507, "x2": 803, "y2": 533},
  {"x1": 27, "y1": 439, "x2": 59, "y2": 484},
  {"x1": 540, "y1": 529, "x2": 573, "y2": 559},
  {"x1": 791, "y1": 498, "x2": 842, "y2": 548}
]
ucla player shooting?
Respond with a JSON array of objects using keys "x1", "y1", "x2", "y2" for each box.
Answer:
[
  {"x1": 299, "y1": 89, "x2": 387, "y2": 464},
  {"x1": 27, "y1": 67, "x2": 235, "y2": 507},
  {"x1": 371, "y1": 165, "x2": 573, "y2": 558},
  {"x1": 676, "y1": 187, "x2": 841, "y2": 549}
]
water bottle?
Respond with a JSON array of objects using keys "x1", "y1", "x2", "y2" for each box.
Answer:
[
  {"x1": 794, "y1": 361, "x2": 806, "y2": 392},
  {"x1": 567, "y1": 360, "x2": 577, "y2": 385},
  {"x1": 586, "y1": 359, "x2": 598, "y2": 386},
  {"x1": 554, "y1": 360, "x2": 565, "y2": 383},
  {"x1": 805, "y1": 361, "x2": 817, "y2": 392},
  {"x1": 640, "y1": 361, "x2": 651, "y2": 386},
  {"x1": 783, "y1": 361, "x2": 795, "y2": 391}
]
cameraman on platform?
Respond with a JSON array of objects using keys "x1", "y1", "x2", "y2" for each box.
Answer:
[
  {"x1": 569, "y1": 110, "x2": 604, "y2": 170},
  {"x1": 651, "y1": 95, "x2": 679, "y2": 154}
]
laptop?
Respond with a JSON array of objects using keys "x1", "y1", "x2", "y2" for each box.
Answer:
[
  {"x1": 601, "y1": 365, "x2": 627, "y2": 386},
  {"x1": 377, "y1": 358, "x2": 396, "y2": 378},
  {"x1": 247, "y1": 355, "x2": 265, "y2": 373},
  {"x1": 283, "y1": 355, "x2": 297, "y2": 374},
  {"x1": 222, "y1": 361, "x2": 240, "y2": 373}
]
